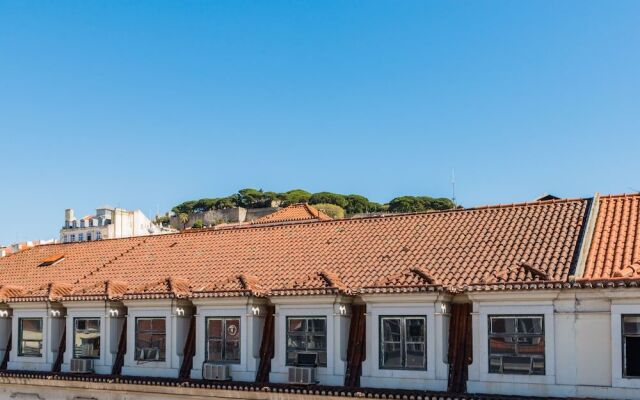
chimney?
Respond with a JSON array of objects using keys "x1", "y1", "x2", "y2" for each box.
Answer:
[{"x1": 65, "y1": 208, "x2": 75, "y2": 225}]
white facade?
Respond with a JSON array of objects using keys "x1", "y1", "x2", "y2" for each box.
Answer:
[
  {"x1": 360, "y1": 293, "x2": 449, "y2": 391},
  {"x1": 466, "y1": 289, "x2": 640, "y2": 400},
  {"x1": 7, "y1": 302, "x2": 65, "y2": 372},
  {"x1": 269, "y1": 295, "x2": 352, "y2": 386},
  {"x1": 121, "y1": 299, "x2": 193, "y2": 378},
  {"x1": 61, "y1": 301, "x2": 125, "y2": 375},
  {"x1": 190, "y1": 297, "x2": 267, "y2": 381},
  {"x1": 0, "y1": 290, "x2": 640, "y2": 400},
  {"x1": 60, "y1": 207, "x2": 166, "y2": 243}
]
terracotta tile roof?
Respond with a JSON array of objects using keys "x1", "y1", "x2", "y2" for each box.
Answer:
[
  {"x1": 253, "y1": 203, "x2": 332, "y2": 225},
  {"x1": 0, "y1": 198, "x2": 588, "y2": 300},
  {"x1": 582, "y1": 194, "x2": 640, "y2": 280}
]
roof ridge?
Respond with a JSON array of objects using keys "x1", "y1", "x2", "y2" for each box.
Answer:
[{"x1": 597, "y1": 192, "x2": 640, "y2": 200}]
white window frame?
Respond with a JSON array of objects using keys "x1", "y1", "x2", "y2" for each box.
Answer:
[
  {"x1": 73, "y1": 317, "x2": 101, "y2": 359},
  {"x1": 379, "y1": 315, "x2": 427, "y2": 370},
  {"x1": 205, "y1": 316, "x2": 241, "y2": 364},
  {"x1": 135, "y1": 317, "x2": 167, "y2": 362},
  {"x1": 285, "y1": 316, "x2": 327, "y2": 367},
  {"x1": 612, "y1": 304, "x2": 640, "y2": 389},
  {"x1": 18, "y1": 317, "x2": 43, "y2": 357},
  {"x1": 471, "y1": 303, "x2": 555, "y2": 386},
  {"x1": 487, "y1": 315, "x2": 545, "y2": 375}
]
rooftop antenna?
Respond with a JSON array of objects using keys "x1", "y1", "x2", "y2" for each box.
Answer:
[{"x1": 451, "y1": 169, "x2": 457, "y2": 206}]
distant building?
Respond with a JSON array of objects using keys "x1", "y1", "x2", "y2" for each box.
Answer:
[
  {"x1": 0, "y1": 239, "x2": 56, "y2": 257},
  {"x1": 60, "y1": 206, "x2": 171, "y2": 243}
]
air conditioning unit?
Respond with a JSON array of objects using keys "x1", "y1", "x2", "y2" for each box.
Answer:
[
  {"x1": 203, "y1": 363, "x2": 231, "y2": 381},
  {"x1": 288, "y1": 366, "x2": 317, "y2": 385},
  {"x1": 70, "y1": 358, "x2": 94, "y2": 373}
]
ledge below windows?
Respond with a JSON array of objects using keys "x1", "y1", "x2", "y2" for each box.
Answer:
[{"x1": 0, "y1": 370, "x2": 611, "y2": 400}]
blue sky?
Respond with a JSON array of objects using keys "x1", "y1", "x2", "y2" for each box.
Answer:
[{"x1": 1, "y1": 1, "x2": 639, "y2": 244}]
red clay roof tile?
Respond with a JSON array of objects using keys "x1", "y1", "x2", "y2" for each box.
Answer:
[
  {"x1": 253, "y1": 203, "x2": 332, "y2": 225},
  {"x1": 582, "y1": 194, "x2": 640, "y2": 280},
  {"x1": 0, "y1": 199, "x2": 588, "y2": 300}
]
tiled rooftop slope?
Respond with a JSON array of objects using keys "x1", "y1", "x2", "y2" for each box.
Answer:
[
  {"x1": 583, "y1": 194, "x2": 640, "y2": 280},
  {"x1": 0, "y1": 198, "x2": 592, "y2": 301}
]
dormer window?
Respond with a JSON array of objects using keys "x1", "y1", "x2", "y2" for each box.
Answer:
[{"x1": 39, "y1": 254, "x2": 65, "y2": 267}]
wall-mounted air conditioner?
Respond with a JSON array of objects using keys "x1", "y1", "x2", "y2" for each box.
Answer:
[
  {"x1": 70, "y1": 358, "x2": 94, "y2": 373},
  {"x1": 203, "y1": 363, "x2": 231, "y2": 381},
  {"x1": 287, "y1": 352, "x2": 318, "y2": 385}
]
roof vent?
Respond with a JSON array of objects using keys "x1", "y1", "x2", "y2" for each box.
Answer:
[{"x1": 39, "y1": 254, "x2": 65, "y2": 267}]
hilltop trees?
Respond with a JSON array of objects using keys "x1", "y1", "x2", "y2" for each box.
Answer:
[{"x1": 171, "y1": 188, "x2": 455, "y2": 218}]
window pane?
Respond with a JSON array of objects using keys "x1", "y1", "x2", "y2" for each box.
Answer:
[
  {"x1": 532, "y1": 356, "x2": 545, "y2": 374},
  {"x1": 225, "y1": 340, "x2": 240, "y2": 362},
  {"x1": 86, "y1": 319, "x2": 100, "y2": 331},
  {"x1": 317, "y1": 351, "x2": 327, "y2": 367},
  {"x1": 287, "y1": 333, "x2": 307, "y2": 350},
  {"x1": 624, "y1": 316, "x2": 640, "y2": 334},
  {"x1": 489, "y1": 356, "x2": 502, "y2": 373},
  {"x1": 308, "y1": 319, "x2": 325, "y2": 333},
  {"x1": 382, "y1": 342, "x2": 403, "y2": 368},
  {"x1": 517, "y1": 317, "x2": 543, "y2": 334},
  {"x1": 406, "y1": 318, "x2": 425, "y2": 342},
  {"x1": 208, "y1": 339, "x2": 223, "y2": 361},
  {"x1": 74, "y1": 318, "x2": 100, "y2": 358},
  {"x1": 286, "y1": 351, "x2": 297, "y2": 365},
  {"x1": 225, "y1": 319, "x2": 240, "y2": 340},
  {"x1": 518, "y1": 336, "x2": 545, "y2": 355},
  {"x1": 405, "y1": 342, "x2": 425, "y2": 369},
  {"x1": 20, "y1": 318, "x2": 43, "y2": 357},
  {"x1": 489, "y1": 336, "x2": 517, "y2": 356},
  {"x1": 307, "y1": 335, "x2": 326, "y2": 350},
  {"x1": 152, "y1": 318, "x2": 165, "y2": 332},
  {"x1": 288, "y1": 318, "x2": 305, "y2": 332},
  {"x1": 502, "y1": 356, "x2": 533, "y2": 374},
  {"x1": 491, "y1": 317, "x2": 516, "y2": 334},
  {"x1": 135, "y1": 318, "x2": 167, "y2": 361},
  {"x1": 382, "y1": 319, "x2": 401, "y2": 342},
  {"x1": 208, "y1": 319, "x2": 222, "y2": 338},
  {"x1": 625, "y1": 336, "x2": 640, "y2": 377},
  {"x1": 488, "y1": 315, "x2": 545, "y2": 376},
  {"x1": 137, "y1": 319, "x2": 152, "y2": 331}
]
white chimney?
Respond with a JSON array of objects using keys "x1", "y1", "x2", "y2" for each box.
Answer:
[{"x1": 65, "y1": 208, "x2": 75, "y2": 223}]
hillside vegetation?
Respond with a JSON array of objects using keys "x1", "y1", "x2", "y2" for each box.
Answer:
[{"x1": 172, "y1": 188, "x2": 455, "y2": 216}]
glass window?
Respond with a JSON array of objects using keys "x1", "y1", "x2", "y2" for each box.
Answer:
[
  {"x1": 488, "y1": 315, "x2": 545, "y2": 375},
  {"x1": 78, "y1": 233, "x2": 84, "y2": 241},
  {"x1": 70, "y1": 234, "x2": 76, "y2": 242},
  {"x1": 87, "y1": 233, "x2": 92, "y2": 241},
  {"x1": 135, "y1": 318, "x2": 166, "y2": 361},
  {"x1": 74, "y1": 318, "x2": 100, "y2": 359},
  {"x1": 286, "y1": 317, "x2": 327, "y2": 367},
  {"x1": 96, "y1": 231, "x2": 102, "y2": 240},
  {"x1": 19, "y1": 318, "x2": 43, "y2": 357},
  {"x1": 206, "y1": 317, "x2": 240, "y2": 363},
  {"x1": 623, "y1": 315, "x2": 640, "y2": 378},
  {"x1": 380, "y1": 316, "x2": 426, "y2": 370}
]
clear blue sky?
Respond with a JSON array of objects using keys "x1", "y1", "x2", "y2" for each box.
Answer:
[{"x1": 1, "y1": 1, "x2": 639, "y2": 245}]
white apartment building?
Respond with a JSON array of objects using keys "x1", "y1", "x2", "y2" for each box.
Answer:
[{"x1": 60, "y1": 206, "x2": 165, "y2": 243}]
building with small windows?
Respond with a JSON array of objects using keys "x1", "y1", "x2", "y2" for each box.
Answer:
[
  {"x1": 60, "y1": 206, "x2": 171, "y2": 243},
  {"x1": 0, "y1": 198, "x2": 640, "y2": 400}
]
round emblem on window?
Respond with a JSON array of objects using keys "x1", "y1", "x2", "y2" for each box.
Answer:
[{"x1": 227, "y1": 324, "x2": 238, "y2": 336}]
